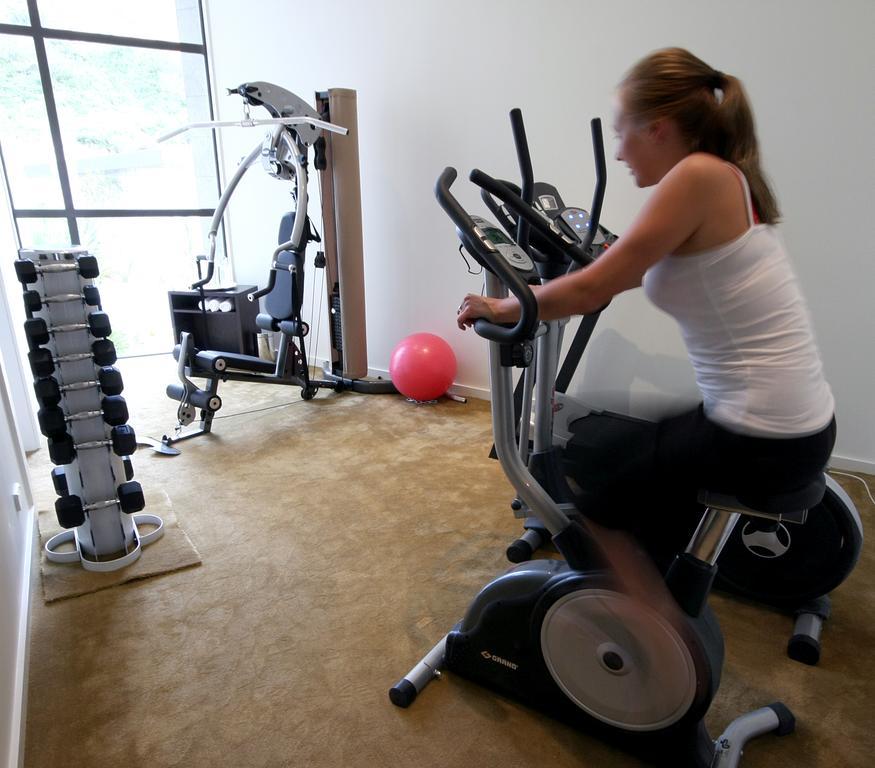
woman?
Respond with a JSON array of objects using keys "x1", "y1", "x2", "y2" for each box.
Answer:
[{"x1": 456, "y1": 47, "x2": 836, "y2": 563}]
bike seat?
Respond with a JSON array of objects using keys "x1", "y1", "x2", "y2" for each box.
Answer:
[{"x1": 697, "y1": 474, "x2": 826, "y2": 525}]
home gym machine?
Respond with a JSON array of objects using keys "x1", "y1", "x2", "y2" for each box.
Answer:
[
  {"x1": 162, "y1": 82, "x2": 394, "y2": 446},
  {"x1": 476, "y1": 110, "x2": 863, "y2": 666},
  {"x1": 391, "y1": 140, "x2": 799, "y2": 767},
  {"x1": 16, "y1": 247, "x2": 162, "y2": 571}
]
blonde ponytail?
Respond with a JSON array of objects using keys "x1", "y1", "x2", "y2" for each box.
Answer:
[{"x1": 620, "y1": 48, "x2": 780, "y2": 223}]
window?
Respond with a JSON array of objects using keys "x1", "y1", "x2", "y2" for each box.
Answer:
[{"x1": 0, "y1": 0, "x2": 222, "y2": 355}]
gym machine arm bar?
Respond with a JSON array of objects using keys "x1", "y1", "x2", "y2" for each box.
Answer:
[
  {"x1": 191, "y1": 141, "x2": 262, "y2": 289},
  {"x1": 157, "y1": 115, "x2": 348, "y2": 144}
]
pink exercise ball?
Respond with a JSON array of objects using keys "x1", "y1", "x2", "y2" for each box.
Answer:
[{"x1": 390, "y1": 333, "x2": 457, "y2": 401}]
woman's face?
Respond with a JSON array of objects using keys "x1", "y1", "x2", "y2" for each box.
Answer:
[{"x1": 612, "y1": 94, "x2": 661, "y2": 188}]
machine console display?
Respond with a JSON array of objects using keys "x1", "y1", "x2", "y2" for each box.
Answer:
[
  {"x1": 560, "y1": 207, "x2": 606, "y2": 246},
  {"x1": 538, "y1": 194, "x2": 559, "y2": 211},
  {"x1": 482, "y1": 224, "x2": 513, "y2": 246},
  {"x1": 470, "y1": 215, "x2": 535, "y2": 273}
]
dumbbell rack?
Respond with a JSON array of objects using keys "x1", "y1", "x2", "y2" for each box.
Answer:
[{"x1": 16, "y1": 247, "x2": 164, "y2": 572}]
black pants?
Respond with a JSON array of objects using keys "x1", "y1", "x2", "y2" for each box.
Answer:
[{"x1": 566, "y1": 405, "x2": 837, "y2": 570}]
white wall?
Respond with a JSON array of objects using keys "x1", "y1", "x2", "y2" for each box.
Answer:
[
  {"x1": 0, "y1": 170, "x2": 39, "y2": 453},
  {"x1": 0, "y1": 349, "x2": 34, "y2": 768},
  {"x1": 0, "y1": 173, "x2": 35, "y2": 768},
  {"x1": 204, "y1": 0, "x2": 874, "y2": 470}
]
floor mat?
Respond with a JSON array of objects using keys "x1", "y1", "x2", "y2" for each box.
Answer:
[{"x1": 38, "y1": 490, "x2": 201, "y2": 603}]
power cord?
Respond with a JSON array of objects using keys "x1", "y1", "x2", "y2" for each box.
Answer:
[
  {"x1": 459, "y1": 244, "x2": 483, "y2": 275},
  {"x1": 828, "y1": 469, "x2": 875, "y2": 507}
]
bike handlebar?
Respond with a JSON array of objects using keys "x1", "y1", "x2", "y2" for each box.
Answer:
[{"x1": 435, "y1": 168, "x2": 538, "y2": 344}]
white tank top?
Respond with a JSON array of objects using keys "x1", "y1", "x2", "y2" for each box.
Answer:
[{"x1": 642, "y1": 167, "x2": 834, "y2": 437}]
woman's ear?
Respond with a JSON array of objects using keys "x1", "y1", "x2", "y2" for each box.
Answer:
[
  {"x1": 650, "y1": 116, "x2": 686, "y2": 148},
  {"x1": 648, "y1": 117, "x2": 669, "y2": 144}
]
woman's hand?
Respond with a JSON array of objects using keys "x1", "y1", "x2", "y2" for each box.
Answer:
[{"x1": 456, "y1": 293, "x2": 499, "y2": 330}]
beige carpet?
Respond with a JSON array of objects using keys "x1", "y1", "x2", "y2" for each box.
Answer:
[
  {"x1": 22, "y1": 354, "x2": 875, "y2": 768},
  {"x1": 38, "y1": 491, "x2": 201, "y2": 603}
]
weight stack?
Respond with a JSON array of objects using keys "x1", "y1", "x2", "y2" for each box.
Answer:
[{"x1": 16, "y1": 247, "x2": 164, "y2": 572}]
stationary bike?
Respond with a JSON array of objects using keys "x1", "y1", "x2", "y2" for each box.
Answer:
[
  {"x1": 478, "y1": 109, "x2": 863, "y2": 666},
  {"x1": 162, "y1": 83, "x2": 395, "y2": 447},
  {"x1": 391, "y1": 124, "x2": 801, "y2": 768}
]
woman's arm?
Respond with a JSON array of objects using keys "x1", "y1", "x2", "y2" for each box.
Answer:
[{"x1": 457, "y1": 155, "x2": 715, "y2": 329}]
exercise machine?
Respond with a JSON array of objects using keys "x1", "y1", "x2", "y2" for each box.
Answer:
[
  {"x1": 391, "y1": 139, "x2": 801, "y2": 766},
  {"x1": 16, "y1": 247, "x2": 162, "y2": 571},
  {"x1": 162, "y1": 83, "x2": 394, "y2": 446},
  {"x1": 480, "y1": 109, "x2": 863, "y2": 666}
]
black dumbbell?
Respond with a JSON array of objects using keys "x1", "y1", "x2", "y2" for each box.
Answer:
[
  {"x1": 55, "y1": 495, "x2": 85, "y2": 528},
  {"x1": 117, "y1": 481, "x2": 145, "y2": 513},
  {"x1": 24, "y1": 318, "x2": 50, "y2": 350},
  {"x1": 14, "y1": 259, "x2": 38, "y2": 285},
  {"x1": 48, "y1": 433, "x2": 75, "y2": 465},
  {"x1": 51, "y1": 467, "x2": 68, "y2": 496},
  {"x1": 92, "y1": 339, "x2": 117, "y2": 366},
  {"x1": 37, "y1": 407, "x2": 67, "y2": 438},
  {"x1": 101, "y1": 395, "x2": 128, "y2": 426},
  {"x1": 22, "y1": 286, "x2": 102, "y2": 313},
  {"x1": 38, "y1": 396, "x2": 128, "y2": 438},
  {"x1": 111, "y1": 424, "x2": 137, "y2": 456},
  {"x1": 88, "y1": 311, "x2": 111, "y2": 339},
  {"x1": 34, "y1": 369, "x2": 122, "y2": 407},
  {"x1": 22, "y1": 290, "x2": 42, "y2": 314},
  {"x1": 48, "y1": 423, "x2": 137, "y2": 465},
  {"x1": 122, "y1": 455, "x2": 134, "y2": 481},
  {"x1": 83, "y1": 285, "x2": 101, "y2": 306},
  {"x1": 98, "y1": 367, "x2": 123, "y2": 396},
  {"x1": 55, "y1": 481, "x2": 142, "y2": 527},
  {"x1": 34, "y1": 377, "x2": 62, "y2": 408},
  {"x1": 26, "y1": 316, "x2": 106, "y2": 349},
  {"x1": 28, "y1": 348, "x2": 55, "y2": 378},
  {"x1": 77, "y1": 254, "x2": 99, "y2": 279},
  {"x1": 30, "y1": 341, "x2": 119, "y2": 378},
  {"x1": 15, "y1": 255, "x2": 99, "y2": 285}
]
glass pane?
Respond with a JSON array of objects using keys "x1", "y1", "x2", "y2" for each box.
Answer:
[
  {"x1": 0, "y1": 0, "x2": 28, "y2": 25},
  {"x1": 77, "y1": 216, "x2": 226, "y2": 356},
  {"x1": 16, "y1": 217, "x2": 72, "y2": 249},
  {"x1": 37, "y1": 0, "x2": 202, "y2": 44},
  {"x1": 47, "y1": 40, "x2": 217, "y2": 210},
  {"x1": 0, "y1": 35, "x2": 66, "y2": 208}
]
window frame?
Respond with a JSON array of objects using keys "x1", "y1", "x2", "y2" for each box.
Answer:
[{"x1": 0, "y1": 0, "x2": 222, "y2": 249}]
